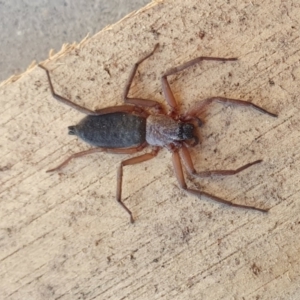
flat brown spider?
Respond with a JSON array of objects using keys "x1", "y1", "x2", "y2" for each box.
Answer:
[{"x1": 40, "y1": 44, "x2": 277, "y2": 223}]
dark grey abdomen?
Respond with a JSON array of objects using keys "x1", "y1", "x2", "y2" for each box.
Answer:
[{"x1": 72, "y1": 112, "x2": 146, "y2": 148}]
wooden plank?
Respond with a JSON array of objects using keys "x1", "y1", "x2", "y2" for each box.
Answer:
[{"x1": 1, "y1": 0, "x2": 300, "y2": 299}]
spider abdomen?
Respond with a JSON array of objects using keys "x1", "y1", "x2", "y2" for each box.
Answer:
[{"x1": 69, "y1": 112, "x2": 147, "y2": 148}]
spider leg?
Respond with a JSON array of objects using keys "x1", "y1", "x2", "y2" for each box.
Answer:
[
  {"x1": 40, "y1": 65, "x2": 146, "y2": 116},
  {"x1": 40, "y1": 49, "x2": 162, "y2": 115},
  {"x1": 172, "y1": 150, "x2": 268, "y2": 213},
  {"x1": 161, "y1": 57, "x2": 237, "y2": 115},
  {"x1": 39, "y1": 64, "x2": 103, "y2": 115},
  {"x1": 185, "y1": 97, "x2": 278, "y2": 118},
  {"x1": 123, "y1": 44, "x2": 164, "y2": 112},
  {"x1": 179, "y1": 145, "x2": 262, "y2": 177},
  {"x1": 47, "y1": 144, "x2": 147, "y2": 172},
  {"x1": 117, "y1": 147, "x2": 160, "y2": 223}
]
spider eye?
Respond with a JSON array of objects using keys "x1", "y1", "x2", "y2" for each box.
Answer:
[{"x1": 180, "y1": 123, "x2": 195, "y2": 140}]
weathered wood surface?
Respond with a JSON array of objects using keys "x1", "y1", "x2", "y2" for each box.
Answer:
[{"x1": 1, "y1": 0, "x2": 300, "y2": 299}]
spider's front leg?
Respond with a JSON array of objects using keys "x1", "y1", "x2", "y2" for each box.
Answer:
[
  {"x1": 179, "y1": 146, "x2": 262, "y2": 178},
  {"x1": 185, "y1": 97, "x2": 277, "y2": 119},
  {"x1": 161, "y1": 56, "x2": 238, "y2": 116},
  {"x1": 172, "y1": 147, "x2": 268, "y2": 213}
]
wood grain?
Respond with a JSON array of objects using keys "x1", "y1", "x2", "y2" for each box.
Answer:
[{"x1": 1, "y1": 0, "x2": 300, "y2": 299}]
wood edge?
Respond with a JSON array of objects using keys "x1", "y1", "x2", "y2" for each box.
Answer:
[{"x1": 0, "y1": 0, "x2": 163, "y2": 89}]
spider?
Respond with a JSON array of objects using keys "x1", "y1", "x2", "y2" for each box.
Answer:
[{"x1": 40, "y1": 44, "x2": 277, "y2": 223}]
